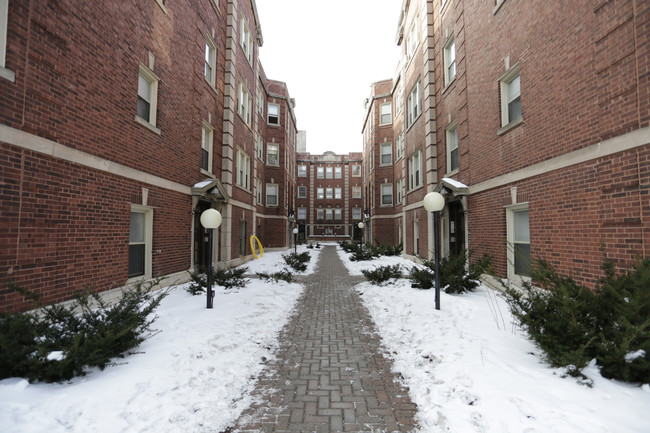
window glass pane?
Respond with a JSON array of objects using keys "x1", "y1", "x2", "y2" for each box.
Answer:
[
  {"x1": 130, "y1": 212, "x2": 145, "y2": 243},
  {"x1": 129, "y1": 244, "x2": 145, "y2": 277},
  {"x1": 138, "y1": 75, "x2": 150, "y2": 100},
  {"x1": 508, "y1": 97, "x2": 522, "y2": 122},
  {"x1": 514, "y1": 210, "x2": 530, "y2": 242},
  {"x1": 450, "y1": 148, "x2": 458, "y2": 171},
  {"x1": 137, "y1": 98, "x2": 150, "y2": 120},
  {"x1": 508, "y1": 75, "x2": 520, "y2": 100},
  {"x1": 514, "y1": 243, "x2": 531, "y2": 277},
  {"x1": 202, "y1": 148, "x2": 209, "y2": 170}
]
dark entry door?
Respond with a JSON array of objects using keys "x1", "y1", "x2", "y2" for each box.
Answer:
[
  {"x1": 194, "y1": 201, "x2": 211, "y2": 268},
  {"x1": 447, "y1": 201, "x2": 465, "y2": 256}
]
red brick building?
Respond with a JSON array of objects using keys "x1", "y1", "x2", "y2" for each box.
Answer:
[
  {"x1": 0, "y1": 0, "x2": 298, "y2": 312},
  {"x1": 363, "y1": 0, "x2": 650, "y2": 289}
]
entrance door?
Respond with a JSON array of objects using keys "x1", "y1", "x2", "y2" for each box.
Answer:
[
  {"x1": 447, "y1": 201, "x2": 465, "y2": 256},
  {"x1": 194, "y1": 201, "x2": 212, "y2": 269}
]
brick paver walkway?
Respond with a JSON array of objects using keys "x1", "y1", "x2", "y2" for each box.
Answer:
[{"x1": 230, "y1": 245, "x2": 419, "y2": 433}]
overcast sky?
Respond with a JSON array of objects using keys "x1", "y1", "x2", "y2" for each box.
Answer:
[{"x1": 255, "y1": 0, "x2": 402, "y2": 155}]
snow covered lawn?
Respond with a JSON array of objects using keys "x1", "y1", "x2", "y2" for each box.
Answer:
[
  {"x1": 0, "y1": 247, "x2": 318, "y2": 433},
  {"x1": 339, "y1": 249, "x2": 650, "y2": 433}
]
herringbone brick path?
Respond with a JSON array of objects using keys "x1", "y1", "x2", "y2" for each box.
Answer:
[{"x1": 230, "y1": 245, "x2": 418, "y2": 433}]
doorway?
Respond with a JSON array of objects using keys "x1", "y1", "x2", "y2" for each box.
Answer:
[
  {"x1": 194, "y1": 201, "x2": 212, "y2": 269},
  {"x1": 447, "y1": 200, "x2": 465, "y2": 256}
]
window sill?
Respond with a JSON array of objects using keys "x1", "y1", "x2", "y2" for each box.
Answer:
[
  {"x1": 493, "y1": 0, "x2": 507, "y2": 15},
  {"x1": 135, "y1": 116, "x2": 161, "y2": 135},
  {"x1": 497, "y1": 117, "x2": 523, "y2": 136},
  {"x1": 0, "y1": 66, "x2": 15, "y2": 82},
  {"x1": 205, "y1": 79, "x2": 218, "y2": 95},
  {"x1": 200, "y1": 169, "x2": 215, "y2": 178},
  {"x1": 155, "y1": 0, "x2": 167, "y2": 14},
  {"x1": 445, "y1": 168, "x2": 460, "y2": 177}
]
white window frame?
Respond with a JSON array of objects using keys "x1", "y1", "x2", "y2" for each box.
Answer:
[
  {"x1": 201, "y1": 121, "x2": 214, "y2": 174},
  {"x1": 352, "y1": 186, "x2": 361, "y2": 199},
  {"x1": 137, "y1": 63, "x2": 159, "y2": 129},
  {"x1": 236, "y1": 149, "x2": 251, "y2": 190},
  {"x1": 326, "y1": 209, "x2": 333, "y2": 220},
  {"x1": 394, "y1": 87, "x2": 403, "y2": 116},
  {"x1": 256, "y1": 81, "x2": 264, "y2": 116},
  {"x1": 298, "y1": 186, "x2": 307, "y2": 198},
  {"x1": 414, "y1": 219, "x2": 419, "y2": 255},
  {"x1": 240, "y1": 17, "x2": 253, "y2": 64},
  {"x1": 351, "y1": 165, "x2": 361, "y2": 177},
  {"x1": 129, "y1": 205, "x2": 153, "y2": 281},
  {"x1": 334, "y1": 187, "x2": 342, "y2": 200},
  {"x1": 256, "y1": 133, "x2": 264, "y2": 160},
  {"x1": 407, "y1": 81, "x2": 421, "y2": 128},
  {"x1": 408, "y1": 149, "x2": 422, "y2": 190},
  {"x1": 446, "y1": 121, "x2": 459, "y2": 173},
  {"x1": 238, "y1": 81, "x2": 253, "y2": 127},
  {"x1": 380, "y1": 103, "x2": 392, "y2": 125},
  {"x1": 204, "y1": 35, "x2": 217, "y2": 88},
  {"x1": 334, "y1": 208, "x2": 342, "y2": 220},
  {"x1": 396, "y1": 178, "x2": 404, "y2": 204},
  {"x1": 266, "y1": 183, "x2": 278, "y2": 207},
  {"x1": 334, "y1": 166, "x2": 342, "y2": 179},
  {"x1": 380, "y1": 143, "x2": 392, "y2": 166},
  {"x1": 0, "y1": 0, "x2": 14, "y2": 82},
  {"x1": 499, "y1": 63, "x2": 522, "y2": 129},
  {"x1": 298, "y1": 207, "x2": 307, "y2": 220},
  {"x1": 326, "y1": 187, "x2": 333, "y2": 200},
  {"x1": 326, "y1": 167, "x2": 333, "y2": 179},
  {"x1": 317, "y1": 208, "x2": 325, "y2": 220},
  {"x1": 352, "y1": 207, "x2": 362, "y2": 220},
  {"x1": 267, "y1": 103, "x2": 280, "y2": 125},
  {"x1": 506, "y1": 203, "x2": 531, "y2": 282},
  {"x1": 317, "y1": 167, "x2": 325, "y2": 179},
  {"x1": 406, "y1": 15, "x2": 419, "y2": 63},
  {"x1": 380, "y1": 183, "x2": 393, "y2": 206},
  {"x1": 256, "y1": 178, "x2": 263, "y2": 204},
  {"x1": 443, "y1": 35, "x2": 456, "y2": 87},
  {"x1": 317, "y1": 187, "x2": 324, "y2": 200},
  {"x1": 298, "y1": 165, "x2": 307, "y2": 177},
  {"x1": 396, "y1": 133, "x2": 404, "y2": 161},
  {"x1": 267, "y1": 143, "x2": 279, "y2": 166}
]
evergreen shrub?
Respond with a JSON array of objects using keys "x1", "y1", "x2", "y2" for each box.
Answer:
[
  {"x1": 505, "y1": 257, "x2": 650, "y2": 384},
  {"x1": 256, "y1": 269, "x2": 293, "y2": 283},
  {"x1": 282, "y1": 252, "x2": 311, "y2": 272},
  {"x1": 187, "y1": 266, "x2": 249, "y2": 295},
  {"x1": 421, "y1": 249, "x2": 492, "y2": 294},
  {"x1": 361, "y1": 265, "x2": 403, "y2": 285}
]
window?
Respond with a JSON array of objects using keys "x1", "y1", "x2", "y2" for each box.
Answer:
[
  {"x1": 326, "y1": 167, "x2": 333, "y2": 179},
  {"x1": 500, "y1": 64, "x2": 522, "y2": 128},
  {"x1": 204, "y1": 36, "x2": 217, "y2": 87},
  {"x1": 298, "y1": 186, "x2": 307, "y2": 198},
  {"x1": 326, "y1": 188, "x2": 333, "y2": 199},
  {"x1": 317, "y1": 167, "x2": 324, "y2": 179},
  {"x1": 317, "y1": 187, "x2": 324, "y2": 200},
  {"x1": 408, "y1": 150, "x2": 422, "y2": 190},
  {"x1": 129, "y1": 206, "x2": 152, "y2": 279},
  {"x1": 238, "y1": 81, "x2": 253, "y2": 126},
  {"x1": 298, "y1": 165, "x2": 307, "y2": 177},
  {"x1": 256, "y1": 178, "x2": 263, "y2": 204},
  {"x1": 237, "y1": 149, "x2": 250, "y2": 189},
  {"x1": 256, "y1": 82, "x2": 264, "y2": 116},
  {"x1": 351, "y1": 165, "x2": 361, "y2": 177},
  {"x1": 334, "y1": 167, "x2": 342, "y2": 179},
  {"x1": 507, "y1": 204, "x2": 531, "y2": 279},
  {"x1": 137, "y1": 64, "x2": 159, "y2": 127},
  {"x1": 268, "y1": 103, "x2": 280, "y2": 125},
  {"x1": 352, "y1": 186, "x2": 361, "y2": 199},
  {"x1": 240, "y1": 18, "x2": 253, "y2": 64},
  {"x1": 267, "y1": 143, "x2": 279, "y2": 165},
  {"x1": 407, "y1": 81, "x2": 421, "y2": 128},
  {"x1": 326, "y1": 209, "x2": 333, "y2": 220},
  {"x1": 406, "y1": 15, "x2": 419, "y2": 63},
  {"x1": 0, "y1": 0, "x2": 13, "y2": 82},
  {"x1": 413, "y1": 220, "x2": 419, "y2": 255},
  {"x1": 334, "y1": 208, "x2": 342, "y2": 220},
  {"x1": 380, "y1": 103, "x2": 392, "y2": 125},
  {"x1": 298, "y1": 207, "x2": 307, "y2": 220},
  {"x1": 396, "y1": 178, "x2": 404, "y2": 204},
  {"x1": 446, "y1": 122, "x2": 459, "y2": 173},
  {"x1": 396, "y1": 133, "x2": 404, "y2": 161},
  {"x1": 266, "y1": 184, "x2": 278, "y2": 207},
  {"x1": 334, "y1": 187, "x2": 342, "y2": 199},
  {"x1": 317, "y1": 208, "x2": 324, "y2": 220},
  {"x1": 380, "y1": 143, "x2": 392, "y2": 165},
  {"x1": 381, "y1": 183, "x2": 393, "y2": 206},
  {"x1": 201, "y1": 122, "x2": 213, "y2": 173},
  {"x1": 256, "y1": 133, "x2": 264, "y2": 160},
  {"x1": 352, "y1": 207, "x2": 362, "y2": 220},
  {"x1": 443, "y1": 36, "x2": 456, "y2": 87},
  {"x1": 394, "y1": 87, "x2": 403, "y2": 115}
]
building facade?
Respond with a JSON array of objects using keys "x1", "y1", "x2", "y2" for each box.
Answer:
[
  {"x1": 363, "y1": 0, "x2": 650, "y2": 289},
  {"x1": 0, "y1": 0, "x2": 298, "y2": 312}
]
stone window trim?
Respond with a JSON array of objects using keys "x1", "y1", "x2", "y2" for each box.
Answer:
[
  {"x1": 136, "y1": 63, "x2": 160, "y2": 133},
  {"x1": 446, "y1": 120, "x2": 459, "y2": 175},
  {"x1": 498, "y1": 62, "x2": 523, "y2": 134}
]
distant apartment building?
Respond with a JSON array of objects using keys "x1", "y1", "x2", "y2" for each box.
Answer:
[
  {"x1": 295, "y1": 151, "x2": 364, "y2": 243},
  {"x1": 0, "y1": 0, "x2": 299, "y2": 312},
  {"x1": 363, "y1": 0, "x2": 649, "y2": 289}
]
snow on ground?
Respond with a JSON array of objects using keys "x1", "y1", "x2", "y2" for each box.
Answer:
[
  {"x1": 2, "y1": 245, "x2": 648, "y2": 433},
  {"x1": 338, "y1": 248, "x2": 650, "y2": 433},
  {"x1": 0, "y1": 246, "x2": 320, "y2": 433}
]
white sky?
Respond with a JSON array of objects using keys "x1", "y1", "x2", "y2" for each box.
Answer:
[{"x1": 255, "y1": 0, "x2": 403, "y2": 155}]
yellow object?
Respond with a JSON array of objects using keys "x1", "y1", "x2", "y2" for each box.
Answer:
[{"x1": 250, "y1": 235, "x2": 264, "y2": 259}]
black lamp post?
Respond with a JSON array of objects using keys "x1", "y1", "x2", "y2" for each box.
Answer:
[
  {"x1": 293, "y1": 227, "x2": 298, "y2": 254},
  {"x1": 358, "y1": 221, "x2": 365, "y2": 249},
  {"x1": 200, "y1": 208, "x2": 222, "y2": 309},
  {"x1": 423, "y1": 192, "x2": 445, "y2": 310}
]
